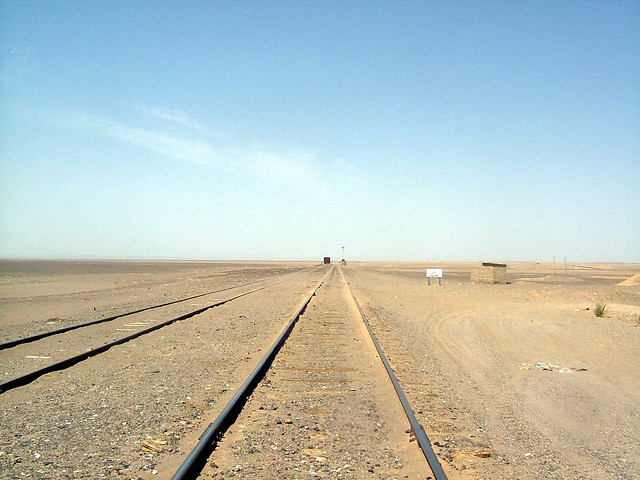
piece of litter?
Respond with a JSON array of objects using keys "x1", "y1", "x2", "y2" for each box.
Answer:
[
  {"x1": 25, "y1": 355, "x2": 51, "y2": 359},
  {"x1": 474, "y1": 450, "x2": 491, "y2": 458},
  {"x1": 536, "y1": 362, "x2": 557, "y2": 371},
  {"x1": 534, "y1": 362, "x2": 572, "y2": 373},
  {"x1": 453, "y1": 449, "x2": 491, "y2": 459},
  {"x1": 522, "y1": 362, "x2": 586, "y2": 373},
  {"x1": 140, "y1": 439, "x2": 167, "y2": 453}
]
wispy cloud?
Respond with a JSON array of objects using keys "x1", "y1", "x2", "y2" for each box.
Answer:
[
  {"x1": 133, "y1": 104, "x2": 223, "y2": 137},
  {"x1": 51, "y1": 112, "x2": 218, "y2": 166},
  {"x1": 38, "y1": 108, "x2": 366, "y2": 195}
]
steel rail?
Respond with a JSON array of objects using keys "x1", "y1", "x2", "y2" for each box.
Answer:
[
  {"x1": 170, "y1": 267, "x2": 333, "y2": 480},
  {"x1": 339, "y1": 266, "x2": 448, "y2": 480},
  {"x1": 0, "y1": 267, "x2": 314, "y2": 351},
  {"x1": 0, "y1": 271, "x2": 315, "y2": 394}
]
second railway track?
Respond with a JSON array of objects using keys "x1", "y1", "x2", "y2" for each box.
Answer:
[
  {"x1": 0, "y1": 266, "x2": 315, "y2": 351},
  {"x1": 0, "y1": 267, "x2": 318, "y2": 394}
]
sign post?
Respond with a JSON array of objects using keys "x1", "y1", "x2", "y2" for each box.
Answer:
[{"x1": 426, "y1": 268, "x2": 443, "y2": 286}]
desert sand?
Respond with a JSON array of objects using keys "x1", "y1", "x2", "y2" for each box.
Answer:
[{"x1": 0, "y1": 260, "x2": 638, "y2": 479}]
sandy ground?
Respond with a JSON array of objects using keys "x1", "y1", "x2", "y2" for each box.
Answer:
[
  {"x1": 1, "y1": 260, "x2": 638, "y2": 479},
  {"x1": 343, "y1": 262, "x2": 640, "y2": 480}
]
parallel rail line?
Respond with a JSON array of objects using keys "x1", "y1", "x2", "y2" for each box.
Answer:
[
  {"x1": 0, "y1": 270, "x2": 315, "y2": 394},
  {"x1": 170, "y1": 266, "x2": 447, "y2": 480},
  {"x1": 0, "y1": 267, "x2": 313, "y2": 351}
]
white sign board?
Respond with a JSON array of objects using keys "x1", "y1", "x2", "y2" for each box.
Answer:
[{"x1": 426, "y1": 268, "x2": 443, "y2": 278}]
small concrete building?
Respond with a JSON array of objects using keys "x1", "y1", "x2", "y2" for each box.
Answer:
[{"x1": 471, "y1": 262, "x2": 507, "y2": 284}]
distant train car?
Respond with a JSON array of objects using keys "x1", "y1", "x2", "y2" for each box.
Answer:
[{"x1": 323, "y1": 257, "x2": 331, "y2": 264}]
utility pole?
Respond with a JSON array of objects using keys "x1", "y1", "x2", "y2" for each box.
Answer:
[
  {"x1": 553, "y1": 256, "x2": 557, "y2": 276},
  {"x1": 342, "y1": 246, "x2": 345, "y2": 260},
  {"x1": 564, "y1": 257, "x2": 568, "y2": 277}
]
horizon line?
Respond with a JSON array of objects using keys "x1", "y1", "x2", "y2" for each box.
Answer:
[{"x1": 0, "y1": 257, "x2": 638, "y2": 265}]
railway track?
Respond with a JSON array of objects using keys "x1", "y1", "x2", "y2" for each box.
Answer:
[
  {"x1": 0, "y1": 266, "x2": 314, "y2": 351},
  {"x1": 170, "y1": 266, "x2": 447, "y2": 480},
  {"x1": 0, "y1": 267, "x2": 318, "y2": 394}
]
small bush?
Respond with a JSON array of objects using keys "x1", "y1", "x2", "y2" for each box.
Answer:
[{"x1": 594, "y1": 303, "x2": 607, "y2": 317}]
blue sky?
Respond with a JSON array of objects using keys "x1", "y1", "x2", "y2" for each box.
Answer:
[{"x1": 1, "y1": 1, "x2": 638, "y2": 262}]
